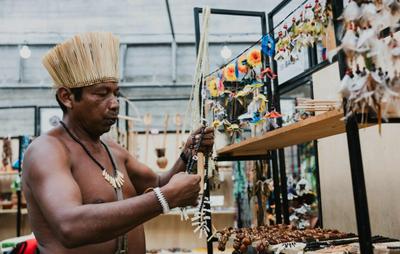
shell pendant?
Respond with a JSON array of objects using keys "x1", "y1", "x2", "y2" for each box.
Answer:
[{"x1": 102, "y1": 169, "x2": 125, "y2": 189}]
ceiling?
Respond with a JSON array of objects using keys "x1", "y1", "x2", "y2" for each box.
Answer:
[{"x1": 0, "y1": 0, "x2": 284, "y2": 44}]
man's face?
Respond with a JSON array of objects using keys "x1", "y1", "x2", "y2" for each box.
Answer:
[{"x1": 72, "y1": 82, "x2": 119, "y2": 135}]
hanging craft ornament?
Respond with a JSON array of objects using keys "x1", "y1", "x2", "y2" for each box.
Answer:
[
  {"x1": 155, "y1": 114, "x2": 169, "y2": 169},
  {"x1": 274, "y1": 0, "x2": 330, "y2": 64},
  {"x1": 247, "y1": 48, "x2": 262, "y2": 67},
  {"x1": 223, "y1": 63, "x2": 237, "y2": 81},
  {"x1": 261, "y1": 34, "x2": 275, "y2": 57},
  {"x1": 329, "y1": 0, "x2": 400, "y2": 132},
  {"x1": 181, "y1": 6, "x2": 216, "y2": 240},
  {"x1": 143, "y1": 113, "x2": 152, "y2": 163},
  {"x1": 2, "y1": 137, "x2": 12, "y2": 171}
]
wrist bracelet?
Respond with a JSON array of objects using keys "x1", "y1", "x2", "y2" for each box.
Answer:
[
  {"x1": 153, "y1": 187, "x2": 170, "y2": 214},
  {"x1": 180, "y1": 150, "x2": 189, "y2": 164}
]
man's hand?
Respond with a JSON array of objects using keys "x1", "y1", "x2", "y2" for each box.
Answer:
[
  {"x1": 184, "y1": 126, "x2": 215, "y2": 154},
  {"x1": 161, "y1": 172, "x2": 201, "y2": 208}
]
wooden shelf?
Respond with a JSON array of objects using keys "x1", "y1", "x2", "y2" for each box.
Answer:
[
  {"x1": 0, "y1": 208, "x2": 27, "y2": 215},
  {"x1": 217, "y1": 109, "x2": 373, "y2": 157},
  {"x1": 0, "y1": 171, "x2": 18, "y2": 176}
]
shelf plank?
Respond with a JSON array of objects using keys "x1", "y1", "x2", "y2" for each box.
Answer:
[
  {"x1": 0, "y1": 208, "x2": 27, "y2": 215},
  {"x1": 0, "y1": 171, "x2": 18, "y2": 176},
  {"x1": 217, "y1": 109, "x2": 373, "y2": 157}
]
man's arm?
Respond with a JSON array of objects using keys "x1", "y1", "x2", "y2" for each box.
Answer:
[{"x1": 23, "y1": 135, "x2": 200, "y2": 248}]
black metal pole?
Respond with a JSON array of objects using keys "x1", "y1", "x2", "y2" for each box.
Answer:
[
  {"x1": 271, "y1": 150, "x2": 282, "y2": 224},
  {"x1": 204, "y1": 176, "x2": 213, "y2": 254},
  {"x1": 308, "y1": 79, "x2": 324, "y2": 228},
  {"x1": 194, "y1": 7, "x2": 201, "y2": 55},
  {"x1": 16, "y1": 136, "x2": 23, "y2": 236},
  {"x1": 313, "y1": 140, "x2": 323, "y2": 228},
  {"x1": 193, "y1": 8, "x2": 212, "y2": 254},
  {"x1": 278, "y1": 148, "x2": 289, "y2": 224},
  {"x1": 34, "y1": 106, "x2": 40, "y2": 136},
  {"x1": 332, "y1": 0, "x2": 373, "y2": 253},
  {"x1": 268, "y1": 12, "x2": 289, "y2": 225},
  {"x1": 345, "y1": 115, "x2": 373, "y2": 254}
]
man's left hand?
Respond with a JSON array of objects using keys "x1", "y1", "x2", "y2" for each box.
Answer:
[{"x1": 184, "y1": 126, "x2": 214, "y2": 154}]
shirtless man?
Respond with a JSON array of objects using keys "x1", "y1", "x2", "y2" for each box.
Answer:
[{"x1": 22, "y1": 32, "x2": 214, "y2": 254}]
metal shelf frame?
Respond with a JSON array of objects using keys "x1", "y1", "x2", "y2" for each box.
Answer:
[
  {"x1": 269, "y1": 0, "x2": 375, "y2": 252},
  {"x1": 215, "y1": 0, "x2": 400, "y2": 253},
  {"x1": 193, "y1": 7, "x2": 270, "y2": 254}
]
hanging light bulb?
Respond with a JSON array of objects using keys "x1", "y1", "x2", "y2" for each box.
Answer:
[
  {"x1": 19, "y1": 45, "x2": 31, "y2": 59},
  {"x1": 220, "y1": 45, "x2": 232, "y2": 60}
]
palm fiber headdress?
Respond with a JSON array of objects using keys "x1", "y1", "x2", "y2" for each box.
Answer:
[{"x1": 42, "y1": 32, "x2": 119, "y2": 88}]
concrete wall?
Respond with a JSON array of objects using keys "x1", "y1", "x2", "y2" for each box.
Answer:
[
  {"x1": 312, "y1": 63, "x2": 400, "y2": 238},
  {"x1": 0, "y1": 0, "x2": 285, "y2": 137}
]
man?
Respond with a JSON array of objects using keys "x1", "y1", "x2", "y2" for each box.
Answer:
[{"x1": 22, "y1": 32, "x2": 214, "y2": 254}]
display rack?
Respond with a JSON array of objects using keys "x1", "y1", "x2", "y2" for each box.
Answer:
[
  {"x1": 0, "y1": 136, "x2": 28, "y2": 237},
  {"x1": 0, "y1": 106, "x2": 38, "y2": 238},
  {"x1": 213, "y1": 1, "x2": 400, "y2": 254},
  {"x1": 193, "y1": 7, "x2": 271, "y2": 254},
  {"x1": 217, "y1": 109, "x2": 374, "y2": 157}
]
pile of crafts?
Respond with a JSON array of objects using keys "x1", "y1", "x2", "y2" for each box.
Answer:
[{"x1": 216, "y1": 224, "x2": 354, "y2": 254}]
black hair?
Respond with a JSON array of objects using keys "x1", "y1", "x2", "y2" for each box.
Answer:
[{"x1": 56, "y1": 87, "x2": 83, "y2": 113}]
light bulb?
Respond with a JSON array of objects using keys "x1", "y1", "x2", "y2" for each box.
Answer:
[
  {"x1": 220, "y1": 45, "x2": 232, "y2": 60},
  {"x1": 150, "y1": 128, "x2": 159, "y2": 135},
  {"x1": 20, "y1": 45, "x2": 31, "y2": 59}
]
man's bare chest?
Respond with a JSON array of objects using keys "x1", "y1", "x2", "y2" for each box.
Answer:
[{"x1": 68, "y1": 151, "x2": 137, "y2": 204}]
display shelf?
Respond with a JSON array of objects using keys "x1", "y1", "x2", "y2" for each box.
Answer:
[
  {"x1": 0, "y1": 171, "x2": 19, "y2": 177},
  {"x1": 0, "y1": 208, "x2": 27, "y2": 215},
  {"x1": 217, "y1": 109, "x2": 374, "y2": 157}
]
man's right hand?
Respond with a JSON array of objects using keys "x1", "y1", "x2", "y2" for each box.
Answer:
[{"x1": 161, "y1": 172, "x2": 201, "y2": 208}]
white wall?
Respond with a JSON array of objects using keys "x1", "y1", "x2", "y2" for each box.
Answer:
[{"x1": 313, "y1": 63, "x2": 400, "y2": 238}]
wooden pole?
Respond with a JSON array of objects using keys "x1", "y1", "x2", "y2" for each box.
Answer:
[{"x1": 197, "y1": 152, "x2": 205, "y2": 194}]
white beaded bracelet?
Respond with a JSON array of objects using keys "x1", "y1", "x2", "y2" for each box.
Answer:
[{"x1": 153, "y1": 187, "x2": 170, "y2": 214}]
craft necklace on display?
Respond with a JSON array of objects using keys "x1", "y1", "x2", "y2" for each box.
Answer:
[{"x1": 59, "y1": 121, "x2": 124, "y2": 189}]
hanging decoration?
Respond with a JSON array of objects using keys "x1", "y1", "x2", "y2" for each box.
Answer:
[
  {"x1": 261, "y1": 34, "x2": 276, "y2": 57},
  {"x1": 143, "y1": 113, "x2": 152, "y2": 163},
  {"x1": 203, "y1": 36, "x2": 281, "y2": 142},
  {"x1": 330, "y1": 0, "x2": 400, "y2": 133},
  {"x1": 174, "y1": 113, "x2": 184, "y2": 157},
  {"x1": 2, "y1": 137, "x2": 13, "y2": 171},
  {"x1": 181, "y1": 6, "x2": 217, "y2": 240},
  {"x1": 155, "y1": 114, "x2": 169, "y2": 169},
  {"x1": 274, "y1": 0, "x2": 331, "y2": 64}
]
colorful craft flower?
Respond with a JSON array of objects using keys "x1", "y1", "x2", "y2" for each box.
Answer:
[
  {"x1": 218, "y1": 78, "x2": 225, "y2": 93},
  {"x1": 237, "y1": 55, "x2": 248, "y2": 73},
  {"x1": 264, "y1": 110, "x2": 282, "y2": 119},
  {"x1": 223, "y1": 64, "x2": 237, "y2": 81},
  {"x1": 256, "y1": 94, "x2": 268, "y2": 112},
  {"x1": 212, "y1": 120, "x2": 221, "y2": 127},
  {"x1": 247, "y1": 48, "x2": 262, "y2": 67},
  {"x1": 207, "y1": 78, "x2": 219, "y2": 97}
]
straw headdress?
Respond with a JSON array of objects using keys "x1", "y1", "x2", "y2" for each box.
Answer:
[{"x1": 42, "y1": 32, "x2": 120, "y2": 88}]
